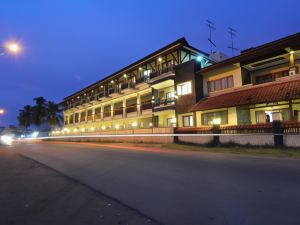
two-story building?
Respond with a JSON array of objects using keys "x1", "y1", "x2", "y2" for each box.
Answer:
[
  {"x1": 190, "y1": 32, "x2": 300, "y2": 127},
  {"x1": 61, "y1": 38, "x2": 212, "y2": 133}
]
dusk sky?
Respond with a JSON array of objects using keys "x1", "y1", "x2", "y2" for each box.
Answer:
[{"x1": 0, "y1": 0, "x2": 299, "y2": 126}]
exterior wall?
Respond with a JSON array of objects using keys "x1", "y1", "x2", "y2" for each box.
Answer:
[{"x1": 202, "y1": 65, "x2": 242, "y2": 96}]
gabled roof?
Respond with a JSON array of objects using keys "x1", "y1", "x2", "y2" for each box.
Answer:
[
  {"x1": 64, "y1": 37, "x2": 207, "y2": 101},
  {"x1": 190, "y1": 76, "x2": 300, "y2": 112},
  {"x1": 197, "y1": 32, "x2": 300, "y2": 74}
]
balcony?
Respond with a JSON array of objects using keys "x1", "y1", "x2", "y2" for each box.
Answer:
[
  {"x1": 103, "y1": 111, "x2": 111, "y2": 120},
  {"x1": 141, "y1": 101, "x2": 152, "y2": 114},
  {"x1": 121, "y1": 83, "x2": 137, "y2": 93},
  {"x1": 148, "y1": 66, "x2": 175, "y2": 84},
  {"x1": 135, "y1": 76, "x2": 150, "y2": 88},
  {"x1": 126, "y1": 105, "x2": 137, "y2": 117},
  {"x1": 108, "y1": 87, "x2": 123, "y2": 98},
  {"x1": 94, "y1": 114, "x2": 101, "y2": 120},
  {"x1": 153, "y1": 97, "x2": 175, "y2": 111},
  {"x1": 114, "y1": 108, "x2": 123, "y2": 118},
  {"x1": 87, "y1": 115, "x2": 93, "y2": 122}
]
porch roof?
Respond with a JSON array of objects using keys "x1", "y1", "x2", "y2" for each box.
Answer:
[{"x1": 190, "y1": 76, "x2": 300, "y2": 112}]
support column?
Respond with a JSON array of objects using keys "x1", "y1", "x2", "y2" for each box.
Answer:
[{"x1": 289, "y1": 51, "x2": 297, "y2": 76}]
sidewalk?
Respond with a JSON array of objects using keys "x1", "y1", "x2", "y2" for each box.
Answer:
[{"x1": 0, "y1": 146, "x2": 158, "y2": 225}]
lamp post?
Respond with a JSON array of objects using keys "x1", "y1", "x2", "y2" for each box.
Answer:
[
  {"x1": 1, "y1": 41, "x2": 22, "y2": 56},
  {"x1": 0, "y1": 109, "x2": 4, "y2": 115}
]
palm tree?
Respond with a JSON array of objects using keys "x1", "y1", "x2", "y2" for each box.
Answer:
[
  {"x1": 31, "y1": 97, "x2": 47, "y2": 127},
  {"x1": 46, "y1": 101, "x2": 63, "y2": 128},
  {"x1": 18, "y1": 105, "x2": 32, "y2": 130}
]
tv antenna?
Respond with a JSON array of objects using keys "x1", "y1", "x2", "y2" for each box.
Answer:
[
  {"x1": 228, "y1": 27, "x2": 240, "y2": 56},
  {"x1": 206, "y1": 20, "x2": 216, "y2": 53}
]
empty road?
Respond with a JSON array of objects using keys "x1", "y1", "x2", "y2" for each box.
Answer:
[{"x1": 9, "y1": 141, "x2": 300, "y2": 225}]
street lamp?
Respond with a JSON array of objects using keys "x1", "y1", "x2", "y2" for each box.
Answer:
[
  {"x1": 1, "y1": 40, "x2": 22, "y2": 56},
  {"x1": 0, "y1": 108, "x2": 4, "y2": 115}
]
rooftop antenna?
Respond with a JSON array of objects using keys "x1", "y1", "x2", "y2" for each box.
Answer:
[
  {"x1": 228, "y1": 27, "x2": 240, "y2": 56},
  {"x1": 206, "y1": 20, "x2": 216, "y2": 53}
]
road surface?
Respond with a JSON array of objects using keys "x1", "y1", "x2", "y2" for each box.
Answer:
[{"x1": 8, "y1": 141, "x2": 300, "y2": 225}]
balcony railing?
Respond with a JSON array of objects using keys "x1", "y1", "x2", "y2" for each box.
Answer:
[
  {"x1": 94, "y1": 114, "x2": 101, "y2": 120},
  {"x1": 141, "y1": 101, "x2": 152, "y2": 110},
  {"x1": 114, "y1": 108, "x2": 123, "y2": 116},
  {"x1": 149, "y1": 66, "x2": 174, "y2": 80},
  {"x1": 153, "y1": 97, "x2": 175, "y2": 107},
  {"x1": 121, "y1": 83, "x2": 135, "y2": 90},
  {"x1": 103, "y1": 111, "x2": 111, "y2": 118},
  {"x1": 108, "y1": 88, "x2": 115, "y2": 95},
  {"x1": 126, "y1": 105, "x2": 137, "y2": 114},
  {"x1": 136, "y1": 76, "x2": 149, "y2": 84}
]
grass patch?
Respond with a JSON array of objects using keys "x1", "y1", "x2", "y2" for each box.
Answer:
[{"x1": 160, "y1": 143, "x2": 300, "y2": 158}]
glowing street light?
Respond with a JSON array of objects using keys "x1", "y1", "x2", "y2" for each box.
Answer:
[
  {"x1": 0, "y1": 108, "x2": 4, "y2": 115},
  {"x1": 1, "y1": 40, "x2": 22, "y2": 56}
]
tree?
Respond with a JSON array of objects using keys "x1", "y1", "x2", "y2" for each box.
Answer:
[
  {"x1": 46, "y1": 101, "x2": 63, "y2": 128},
  {"x1": 31, "y1": 97, "x2": 47, "y2": 127},
  {"x1": 18, "y1": 105, "x2": 32, "y2": 130}
]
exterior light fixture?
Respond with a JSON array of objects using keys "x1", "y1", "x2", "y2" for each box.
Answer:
[
  {"x1": 131, "y1": 122, "x2": 137, "y2": 127},
  {"x1": 0, "y1": 108, "x2": 4, "y2": 115},
  {"x1": 101, "y1": 125, "x2": 106, "y2": 130},
  {"x1": 290, "y1": 50, "x2": 295, "y2": 54},
  {"x1": 111, "y1": 80, "x2": 114, "y2": 84},
  {"x1": 158, "y1": 57, "x2": 162, "y2": 62},
  {"x1": 115, "y1": 124, "x2": 120, "y2": 129},
  {"x1": 123, "y1": 74, "x2": 127, "y2": 78},
  {"x1": 91, "y1": 127, "x2": 95, "y2": 131},
  {"x1": 170, "y1": 118, "x2": 177, "y2": 124},
  {"x1": 197, "y1": 56, "x2": 203, "y2": 62},
  {"x1": 80, "y1": 128, "x2": 85, "y2": 132},
  {"x1": 149, "y1": 122, "x2": 153, "y2": 127},
  {"x1": 4, "y1": 41, "x2": 22, "y2": 55},
  {"x1": 139, "y1": 67, "x2": 142, "y2": 71},
  {"x1": 73, "y1": 128, "x2": 78, "y2": 133},
  {"x1": 212, "y1": 118, "x2": 221, "y2": 125}
]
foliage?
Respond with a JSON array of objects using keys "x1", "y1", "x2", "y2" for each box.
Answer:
[{"x1": 18, "y1": 97, "x2": 62, "y2": 129}]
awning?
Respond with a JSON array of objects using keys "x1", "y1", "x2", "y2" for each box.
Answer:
[{"x1": 190, "y1": 76, "x2": 300, "y2": 112}]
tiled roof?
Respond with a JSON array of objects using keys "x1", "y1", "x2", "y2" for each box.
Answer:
[{"x1": 190, "y1": 77, "x2": 300, "y2": 112}]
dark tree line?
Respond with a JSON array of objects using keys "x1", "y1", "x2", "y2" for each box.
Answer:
[{"x1": 18, "y1": 97, "x2": 62, "y2": 130}]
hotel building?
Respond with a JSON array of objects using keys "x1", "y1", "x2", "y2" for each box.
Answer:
[
  {"x1": 62, "y1": 38, "x2": 211, "y2": 133},
  {"x1": 61, "y1": 32, "x2": 300, "y2": 135}
]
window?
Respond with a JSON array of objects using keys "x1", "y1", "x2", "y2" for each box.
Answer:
[
  {"x1": 143, "y1": 69, "x2": 151, "y2": 81},
  {"x1": 255, "y1": 111, "x2": 266, "y2": 123},
  {"x1": 166, "y1": 91, "x2": 175, "y2": 100},
  {"x1": 207, "y1": 76, "x2": 234, "y2": 93},
  {"x1": 177, "y1": 81, "x2": 192, "y2": 96},
  {"x1": 167, "y1": 118, "x2": 176, "y2": 127},
  {"x1": 201, "y1": 111, "x2": 228, "y2": 125},
  {"x1": 183, "y1": 115, "x2": 194, "y2": 127},
  {"x1": 281, "y1": 109, "x2": 290, "y2": 121}
]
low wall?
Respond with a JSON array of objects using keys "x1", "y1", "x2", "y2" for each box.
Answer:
[
  {"x1": 220, "y1": 134, "x2": 274, "y2": 146},
  {"x1": 283, "y1": 135, "x2": 300, "y2": 148},
  {"x1": 48, "y1": 136, "x2": 173, "y2": 144},
  {"x1": 177, "y1": 136, "x2": 213, "y2": 145}
]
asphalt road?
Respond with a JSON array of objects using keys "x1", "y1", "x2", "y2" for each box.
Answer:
[{"x1": 10, "y1": 141, "x2": 300, "y2": 225}]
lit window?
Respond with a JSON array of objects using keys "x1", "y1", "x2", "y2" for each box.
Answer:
[
  {"x1": 201, "y1": 111, "x2": 228, "y2": 125},
  {"x1": 177, "y1": 81, "x2": 192, "y2": 96},
  {"x1": 166, "y1": 91, "x2": 175, "y2": 100},
  {"x1": 207, "y1": 75, "x2": 234, "y2": 93},
  {"x1": 183, "y1": 115, "x2": 194, "y2": 127}
]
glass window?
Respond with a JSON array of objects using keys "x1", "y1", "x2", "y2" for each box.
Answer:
[
  {"x1": 201, "y1": 111, "x2": 228, "y2": 125},
  {"x1": 166, "y1": 91, "x2": 175, "y2": 100},
  {"x1": 281, "y1": 109, "x2": 290, "y2": 121},
  {"x1": 177, "y1": 81, "x2": 192, "y2": 96},
  {"x1": 183, "y1": 115, "x2": 194, "y2": 127},
  {"x1": 255, "y1": 111, "x2": 266, "y2": 123},
  {"x1": 207, "y1": 76, "x2": 234, "y2": 93}
]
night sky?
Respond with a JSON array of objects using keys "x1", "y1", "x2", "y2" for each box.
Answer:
[{"x1": 0, "y1": 0, "x2": 299, "y2": 126}]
